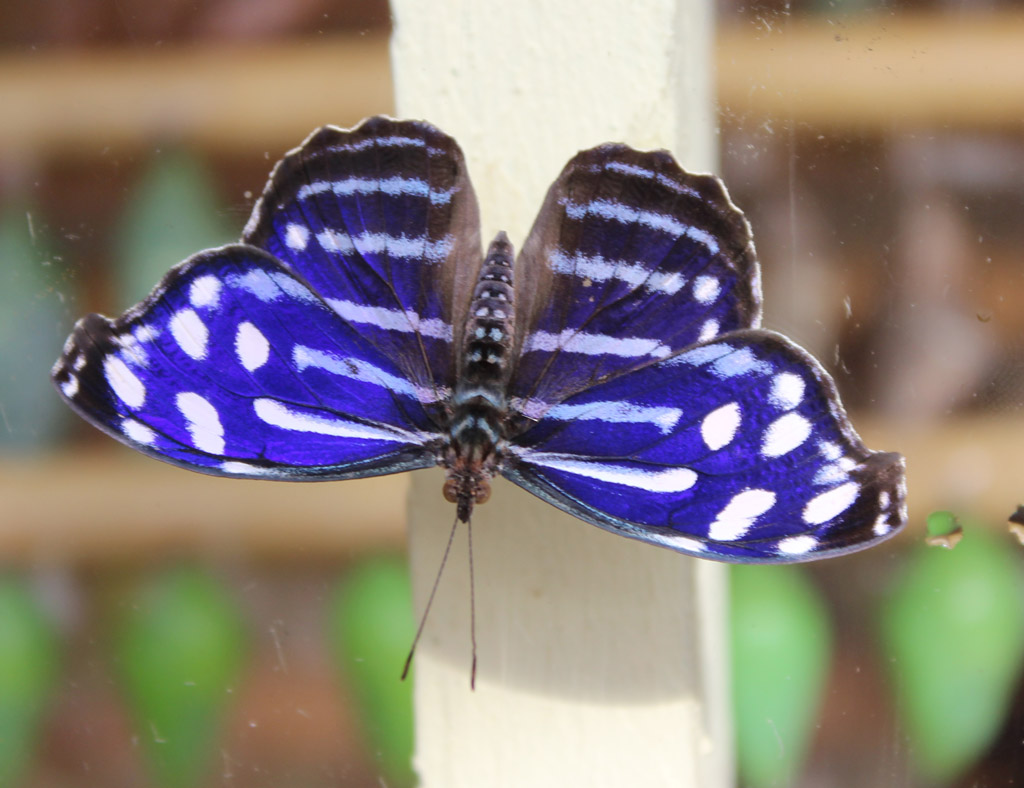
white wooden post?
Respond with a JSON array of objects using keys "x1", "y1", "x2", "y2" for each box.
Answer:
[{"x1": 390, "y1": 2, "x2": 731, "y2": 785}]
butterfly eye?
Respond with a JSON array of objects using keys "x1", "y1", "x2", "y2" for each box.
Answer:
[
  {"x1": 442, "y1": 478, "x2": 460, "y2": 504},
  {"x1": 474, "y1": 481, "x2": 491, "y2": 505}
]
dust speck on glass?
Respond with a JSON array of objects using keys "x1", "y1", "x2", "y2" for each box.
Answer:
[{"x1": 51, "y1": 116, "x2": 906, "y2": 563}]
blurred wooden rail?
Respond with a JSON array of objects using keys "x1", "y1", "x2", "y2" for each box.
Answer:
[
  {"x1": 716, "y1": 11, "x2": 1024, "y2": 130},
  {"x1": 2, "y1": 11, "x2": 1024, "y2": 158},
  {"x1": 0, "y1": 34, "x2": 394, "y2": 157},
  {"x1": 1, "y1": 415, "x2": 1020, "y2": 564},
  {"x1": 0, "y1": 449, "x2": 411, "y2": 564}
]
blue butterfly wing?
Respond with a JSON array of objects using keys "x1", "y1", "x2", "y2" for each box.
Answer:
[
  {"x1": 509, "y1": 144, "x2": 760, "y2": 415},
  {"x1": 242, "y1": 116, "x2": 482, "y2": 400},
  {"x1": 52, "y1": 245, "x2": 443, "y2": 479},
  {"x1": 503, "y1": 330, "x2": 906, "y2": 562}
]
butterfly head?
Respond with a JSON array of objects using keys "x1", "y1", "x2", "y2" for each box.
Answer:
[
  {"x1": 442, "y1": 469, "x2": 491, "y2": 523},
  {"x1": 442, "y1": 449, "x2": 494, "y2": 522}
]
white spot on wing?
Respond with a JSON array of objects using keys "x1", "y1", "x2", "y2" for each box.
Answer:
[
  {"x1": 693, "y1": 275, "x2": 721, "y2": 304},
  {"x1": 599, "y1": 161, "x2": 701, "y2": 198},
  {"x1": 712, "y1": 347, "x2": 771, "y2": 378},
  {"x1": 297, "y1": 176, "x2": 454, "y2": 205},
  {"x1": 254, "y1": 398, "x2": 419, "y2": 443},
  {"x1": 777, "y1": 535, "x2": 818, "y2": 555},
  {"x1": 819, "y1": 441, "x2": 842, "y2": 460},
  {"x1": 674, "y1": 343, "x2": 734, "y2": 367},
  {"x1": 316, "y1": 229, "x2": 354, "y2": 254},
  {"x1": 524, "y1": 329, "x2": 670, "y2": 359},
  {"x1": 547, "y1": 250, "x2": 686, "y2": 295},
  {"x1": 169, "y1": 309, "x2": 209, "y2": 360},
  {"x1": 221, "y1": 461, "x2": 272, "y2": 475},
  {"x1": 133, "y1": 324, "x2": 160, "y2": 344},
  {"x1": 708, "y1": 489, "x2": 776, "y2": 541},
  {"x1": 226, "y1": 269, "x2": 318, "y2": 304},
  {"x1": 61, "y1": 375, "x2": 79, "y2": 398},
  {"x1": 701, "y1": 402, "x2": 741, "y2": 450},
  {"x1": 762, "y1": 412, "x2": 812, "y2": 457},
  {"x1": 769, "y1": 372, "x2": 805, "y2": 410},
  {"x1": 317, "y1": 229, "x2": 453, "y2": 262},
  {"x1": 176, "y1": 392, "x2": 224, "y2": 455},
  {"x1": 803, "y1": 482, "x2": 859, "y2": 525},
  {"x1": 104, "y1": 355, "x2": 146, "y2": 408},
  {"x1": 321, "y1": 134, "x2": 433, "y2": 154},
  {"x1": 813, "y1": 463, "x2": 848, "y2": 486},
  {"x1": 293, "y1": 345, "x2": 448, "y2": 404},
  {"x1": 562, "y1": 198, "x2": 720, "y2": 254},
  {"x1": 189, "y1": 274, "x2": 221, "y2": 309},
  {"x1": 235, "y1": 322, "x2": 270, "y2": 371},
  {"x1": 122, "y1": 418, "x2": 156, "y2": 445},
  {"x1": 539, "y1": 399, "x2": 682, "y2": 433},
  {"x1": 189, "y1": 276, "x2": 221, "y2": 308},
  {"x1": 698, "y1": 319, "x2": 719, "y2": 341},
  {"x1": 285, "y1": 223, "x2": 310, "y2": 250},
  {"x1": 517, "y1": 450, "x2": 697, "y2": 493},
  {"x1": 642, "y1": 531, "x2": 707, "y2": 553}
]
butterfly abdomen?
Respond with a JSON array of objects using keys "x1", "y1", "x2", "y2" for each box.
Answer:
[
  {"x1": 459, "y1": 232, "x2": 515, "y2": 392},
  {"x1": 443, "y1": 233, "x2": 517, "y2": 519}
]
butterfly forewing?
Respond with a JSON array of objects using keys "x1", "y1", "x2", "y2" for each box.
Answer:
[
  {"x1": 504, "y1": 330, "x2": 906, "y2": 562},
  {"x1": 52, "y1": 245, "x2": 443, "y2": 479},
  {"x1": 243, "y1": 117, "x2": 482, "y2": 410},
  {"x1": 508, "y1": 144, "x2": 761, "y2": 419}
]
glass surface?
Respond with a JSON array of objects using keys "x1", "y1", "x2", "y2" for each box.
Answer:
[{"x1": 2, "y1": 1, "x2": 1023, "y2": 786}]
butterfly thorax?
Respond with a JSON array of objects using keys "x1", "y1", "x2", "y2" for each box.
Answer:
[{"x1": 443, "y1": 232, "x2": 516, "y2": 521}]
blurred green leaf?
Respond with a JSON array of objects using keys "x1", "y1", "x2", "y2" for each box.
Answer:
[
  {"x1": 328, "y1": 555, "x2": 415, "y2": 788},
  {"x1": 880, "y1": 524, "x2": 1024, "y2": 784},
  {"x1": 114, "y1": 566, "x2": 246, "y2": 788},
  {"x1": 114, "y1": 150, "x2": 235, "y2": 309},
  {"x1": 731, "y1": 564, "x2": 832, "y2": 788},
  {"x1": 0, "y1": 576, "x2": 60, "y2": 787}
]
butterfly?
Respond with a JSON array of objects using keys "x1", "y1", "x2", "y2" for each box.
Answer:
[{"x1": 52, "y1": 116, "x2": 906, "y2": 564}]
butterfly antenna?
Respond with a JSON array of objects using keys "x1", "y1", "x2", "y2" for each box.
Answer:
[
  {"x1": 402, "y1": 511, "x2": 461, "y2": 683},
  {"x1": 467, "y1": 514, "x2": 478, "y2": 690}
]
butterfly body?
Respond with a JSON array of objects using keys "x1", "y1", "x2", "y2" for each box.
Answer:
[
  {"x1": 53, "y1": 116, "x2": 907, "y2": 564},
  {"x1": 444, "y1": 232, "x2": 517, "y2": 520}
]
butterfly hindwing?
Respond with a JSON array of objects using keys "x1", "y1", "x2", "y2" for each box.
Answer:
[
  {"x1": 242, "y1": 117, "x2": 482, "y2": 404},
  {"x1": 52, "y1": 245, "x2": 443, "y2": 479},
  {"x1": 508, "y1": 144, "x2": 761, "y2": 418},
  {"x1": 503, "y1": 330, "x2": 906, "y2": 563}
]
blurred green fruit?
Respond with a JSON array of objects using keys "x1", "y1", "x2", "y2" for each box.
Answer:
[
  {"x1": 731, "y1": 564, "x2": 832, "y2": 788},
  {"x1": 0, "y1": 577, "x2": 60, "y2": 787},
  {"x1": 328, "y1": 556, "x2": 415, "y2": 787},
  {"x1": 881, "y1": 524, "x2": 1024, "y2": 784},
  {"x1": 114, "y1": 150, "x2": 235, "y2": 309},
  {"x1": 114, "y1": 567, "x2": 246, "y2": 788}
]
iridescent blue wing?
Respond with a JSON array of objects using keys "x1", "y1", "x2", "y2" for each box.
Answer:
[
  {"x1": 503, "y1": 331, "x2": 906, "y2": 563},
  {"x1": 242, "y1": 116, "x2": 482, "y2": 400},
  {"x1": 508, "y1": 144, "x2": 760, "y2": 417},
  {"x1": 52, "y1": 245, "x2": 444, "y2": 479}
]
